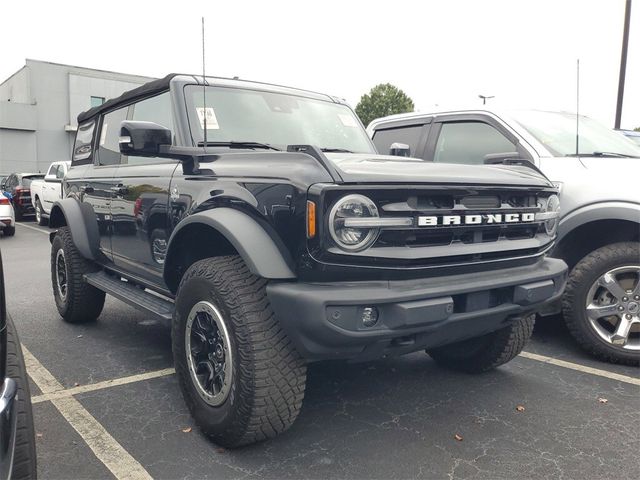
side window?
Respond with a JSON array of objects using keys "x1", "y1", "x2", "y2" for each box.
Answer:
[
  {"x1": 97, "y1": 107, "x2": 128, "y2": 166},
  {"x1": 56, "y1": 166, "x2": 65, "y2": 179},
  {"x1": 73, "y1": 121, "x2": 96, "y2": 165},
  {"x1": 372, "y1": 125, "x2": 425, "y2": 157},
  {"x1": 434, "y1": 122, "x2": 516, "y2": 165},
  {"x1": 125, "y1": 92, "x2": 174, "y2": 165},
  {"x1": 47, "y1": 165, "x2": 59, "y2": 177}
]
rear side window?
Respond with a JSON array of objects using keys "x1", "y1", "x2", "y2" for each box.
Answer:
[
  {"x1": 372, "y1": 125, "x2": 425, "y2": 157},
  {"x1": 73, "y1": 121, "x2": 96, "y2": 165},
  {"x1": 434, "y1": 122, "x2": 516, "y2": 165},
  {"x1": 97, "y1": 107, "x2": 128, "y2": 166}
]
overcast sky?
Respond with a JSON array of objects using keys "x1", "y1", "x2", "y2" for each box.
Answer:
[{"x1": 1, "y1": 0, "x2": 638, "y2": 128}]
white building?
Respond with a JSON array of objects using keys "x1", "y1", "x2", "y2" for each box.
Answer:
[{"x1": 0, "y1": 59, "x2": 154, "y2": 173}]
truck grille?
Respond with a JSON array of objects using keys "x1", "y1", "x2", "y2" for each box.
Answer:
[{"x1": 319, "y1": 186, "x2": 557, "y2": 268}]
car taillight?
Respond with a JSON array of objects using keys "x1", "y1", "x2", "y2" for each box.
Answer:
[
  {"x1": 0, "y1": 196, "x2": 9, "y2": 205},
  {"x1": 133, "y1": 198, "x2": 143, "y2": 217}
]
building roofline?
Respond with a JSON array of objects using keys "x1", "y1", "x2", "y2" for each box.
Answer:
[
  {"x1": 24, "y1": 58, "x2": 156, "y2": 81},
  {"x1": 0, "y1": 65, "x2": 29, "y2": 88}
]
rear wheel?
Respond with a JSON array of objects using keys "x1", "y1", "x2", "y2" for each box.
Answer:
[
  {"x1": 13, "y1": 205, "x2": 22, "y2": 222},
  {"x1": 35, "y1": 199, "x2": 47, "y2": 226},
  {"x1": 172, "y1": 255, "x2": 307, "y2": 448},
  {"x1": 3, "y1": 226, "x2": 15, "y2": 237},
  {"x1": 427, "y1": 315, "x2": 535, "y2": 373},
  {"x1": 51, "y1": 227, "x2": 105, "y2": 323}
]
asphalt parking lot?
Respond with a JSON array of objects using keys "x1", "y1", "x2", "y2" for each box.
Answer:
[{"x1": 1, "y1": 221, "x2": 639, "y2": 480}]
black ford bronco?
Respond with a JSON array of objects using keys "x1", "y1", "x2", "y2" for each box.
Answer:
[{"x1": 49, "y1": 74, "x2": 567, "y2": 447}]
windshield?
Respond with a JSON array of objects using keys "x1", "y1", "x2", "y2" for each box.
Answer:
[
  {"x1": 511, "y1": 110, "x2": 640, "y2": 158},
  {"x1": 185, "y1": 85, "x2": 375, "y2": 154}
]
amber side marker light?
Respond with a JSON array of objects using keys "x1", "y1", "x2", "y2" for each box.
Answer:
[{"x1": 307, "y1": 200, "x2": 317, "y2": 238}]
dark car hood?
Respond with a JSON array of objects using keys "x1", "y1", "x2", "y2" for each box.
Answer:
[{"x1": 325, "y1": 153, "x2": 552, "y2": 187}]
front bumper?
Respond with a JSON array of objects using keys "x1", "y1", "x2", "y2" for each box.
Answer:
[
  {"x1": 268, "y1": 257, "x2": 567, "y2": 361},
  {"x1": 0, "y1": 377, "x2": 18, "y2": 479}
]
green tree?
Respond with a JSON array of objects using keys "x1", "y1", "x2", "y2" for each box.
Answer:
[
  {"x1": 634, "y1": 126, "x2": 640, "y2": 132},
  {"x1": 355, "y1": 83, "x2": 414, "y2": 127}
]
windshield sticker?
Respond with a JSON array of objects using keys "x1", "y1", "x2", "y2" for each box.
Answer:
[
  {"x1": 196, "y1": 107, "x2": 220, "y2": 130},
  {"x1": 338, "y1": 114, "x2": 358, "y2": 128},
  {"x1": 100, "y1": 124, "x2": 108, "y2": 146}
]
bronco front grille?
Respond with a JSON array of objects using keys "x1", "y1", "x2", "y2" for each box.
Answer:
[{"x1": 315, "y1": 185, "x2": 558, "y2": 268}]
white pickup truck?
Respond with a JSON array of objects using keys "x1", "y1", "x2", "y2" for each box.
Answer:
[{"x1": 30, "y1": 161, "x2": 70, "y2": 226}]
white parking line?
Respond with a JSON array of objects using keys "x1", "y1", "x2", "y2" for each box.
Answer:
[
  {"x1": 15, "y1": 222, "x2": 50, "y2": 235},
  {"x1": 520, "y1": 351, "x2": 640, "y2": 386},
  {"x1": 31, "y1": 367, "x2": 176, "y2": 404},
  {"x1": 22, "y1": 345, "x2": 153, "y2": 480}
]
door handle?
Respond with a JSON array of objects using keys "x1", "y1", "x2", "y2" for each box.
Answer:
[{"x1": 80, "y1": 186, "x2": 94, "y2": 194}]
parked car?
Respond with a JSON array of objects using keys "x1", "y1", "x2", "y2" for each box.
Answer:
[
  {"x1": 0, "y1": 195, "x2": 15, "y2": 237},
  {"x1": 0, "y1": 251, "x2": 37, "y2": 479},
  {"x1": 1, "y1": 174, "x2": 44, "y2": 221},
  {"x1": 30, "y1": 161, "x2": 70, "y2": 226},
  {"x1": 368, "y1": 109, "x2": 640, "y2": 365},
  {"x1": 617, "y1": 129, "x2": 640, "y2": 147},
  {"x1": 48, "y1": 74, "x2": 566, "y2": 447}
]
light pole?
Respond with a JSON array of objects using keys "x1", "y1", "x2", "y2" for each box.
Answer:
[
  {"x1": 615, "y1": 0, "x2": 632, "y2": 129},
  {"x1": 478, "y1": 94, "x2": 494, "y2": 105}
]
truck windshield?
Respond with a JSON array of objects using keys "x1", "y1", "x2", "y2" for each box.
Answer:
[
  {"x1": 184, "y1": 85, "x2": 375, "y2": 154},
  {"x1": 511, "y1": 110, "x2": 640, "y2": 158}
]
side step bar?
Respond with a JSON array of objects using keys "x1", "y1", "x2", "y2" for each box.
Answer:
[{"x1": 84, "y1": 271, "x2": 174, "y2": 325}]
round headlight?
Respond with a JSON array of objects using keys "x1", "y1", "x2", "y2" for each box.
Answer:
[
  {"x1": 328, "y1": 194, "x2": 379, "y2": 251},
  {"x1": 542, "y1": 194, "x2": 560, "y2": 236}
]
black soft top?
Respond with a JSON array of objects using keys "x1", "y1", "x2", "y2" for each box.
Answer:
[{"x1": 77, "y1": 73, "x2": 177, "y2": 124}]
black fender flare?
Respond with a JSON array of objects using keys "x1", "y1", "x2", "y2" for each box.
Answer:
[
  {"x1": 49, "y1": 198, "x2": 100, "y2": 260},
  {"x1": 164, "y1": 208, "x2": 296, "y2": 286}
]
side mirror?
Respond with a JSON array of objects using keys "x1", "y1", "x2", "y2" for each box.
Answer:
[
  {"x1": 44, "y1": 174, "x2": 59, "y2": 183},
  {"x1": 483, "y1": 152, "x2": 525, "y2": 165},
  {"x1": 119, "y1": 121, "x2": 172, "y2": 157},
  {"x1": 389, "y1": 142, "x2": 411, "y2": 157}
]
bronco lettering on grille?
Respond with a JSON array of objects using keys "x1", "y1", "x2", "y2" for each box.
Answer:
[{"x1": 418, "y1": 213, "x2": 535, "y2": 227}]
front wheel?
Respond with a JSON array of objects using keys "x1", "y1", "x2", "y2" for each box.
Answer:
[
  {"x1": 51, "y1": 227, "x2": 105, "y2": 323},
  {"x1": 172, "y1": 255, "x2": 307, "y2": 448},
  {"x1": 427, "y1": 315, "x2": 535, "y2": 373},
  {"x1": 563, "y1": 242, "x2": 640, "y2": 365}
]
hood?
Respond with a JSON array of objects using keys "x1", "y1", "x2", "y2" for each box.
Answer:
[
  {"x1": 538, "y1": 156, "x2": 640, "y2": 216},
  {"x1": 325, "y1": 153, "x2": 553, "y2": 187}
]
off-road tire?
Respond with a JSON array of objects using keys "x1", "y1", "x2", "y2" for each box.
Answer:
[
  {"x1": 563, "y1": 242, "x2": 640, "y2": 365},
  {"x1": 5, "y1": 315, "x2": 37, "y2": 480},
  {"x1": 35, "y1": 199, "x2": 48, "y2": 226},
  {"x1": 172, "y1": 255, "x2": 307, "y2": 448},
  {"x1": 51, "y1": 227, "x2": 105, "y2": 323},
  {"x1": 3, "y1": 226, "x2": 15, "y2": 237},
  {"x1": 427, "y1": 315, "x2": 535, "y2": 373}
]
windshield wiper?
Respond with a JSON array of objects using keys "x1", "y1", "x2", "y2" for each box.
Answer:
[
  {"x1": 320, "y1": 147, "x2": 353, "y2": 153},
  {"x1": 198, "y1": 141, "x2": 281, "y2": 151},
  {"x1": 565, "y1": 152, "x2": 638, "y2": 158}
]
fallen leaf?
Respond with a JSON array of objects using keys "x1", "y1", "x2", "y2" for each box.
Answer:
[
  {"x1": 182, "y1": 427, "x2": 192, "y2": 433},
  {"x1": 216, "y1": 447, "x2": 226, "y2": 453},
  {"x1": 77, "y1": 335, "x2": 83, "y2": 338},
  {"x1": 598, "y1": 398, "x2": 608, "y2": 404},
  {"x1": 516, "y1": 405, "x2": 525, "y2": 412},
  {"x1": 74, "y1": 382, "x2": 80, "y2": 387},
  {"x1": 36, "y1": 433, "x2": 43, "y2": 439},
  {"x1": 454, "y1": 433, "x2": 463, "y2": 442}
]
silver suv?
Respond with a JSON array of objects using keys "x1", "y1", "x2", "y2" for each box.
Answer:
[{"x1": 368, "y1": 109, "x2": 640, "y2": 365}]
